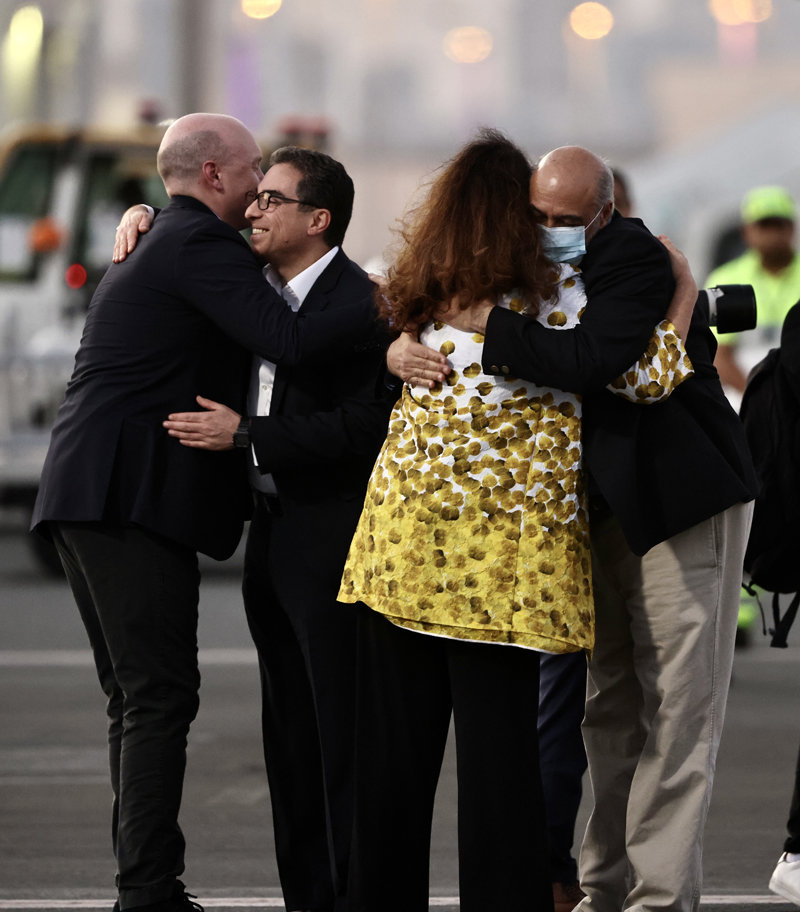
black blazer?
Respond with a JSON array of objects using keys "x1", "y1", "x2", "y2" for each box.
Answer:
[
  {"x1": 249, "y1": 249, "x2": 397, "y2": 589},
  {"x1": 482, "y1": 212, "x2": 758, "y2": 555},
  {"x1": 32, "y1": 196, "x2": 384, "y2": 559}
]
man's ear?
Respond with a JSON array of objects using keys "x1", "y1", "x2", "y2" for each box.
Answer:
[
  {"x1": 201, "y1": 160, "x2": 223, "y2": 191},
  {"x1": 601, "y1": 199, "x2": 614, "y2": 226},
  {"x1": 308, "y1": 208, "x2": 332, "y2": 238}
]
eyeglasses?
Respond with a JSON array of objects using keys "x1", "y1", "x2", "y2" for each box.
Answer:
[{"x1": 245, "y1": 190, "x2": 318, "y2": 211}]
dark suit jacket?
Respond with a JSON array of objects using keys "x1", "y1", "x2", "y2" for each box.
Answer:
[
  {"x1": 32, "y1": 196, "x2": 384, "y2": 559},
  {"x1": 482, "y1": 212, "x2": 758, "y2": 555},
  {"x1": 249, "y1": 249, "x2": 397, "y2": 590}
]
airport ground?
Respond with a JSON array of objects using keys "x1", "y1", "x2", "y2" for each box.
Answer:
[{"x1": 1, "y1": 516, "x2": 798, "y2": 912}]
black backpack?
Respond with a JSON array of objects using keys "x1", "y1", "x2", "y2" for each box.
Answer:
[{"x1": 739, "y1": 301, "x2": 800, "y2": 647}]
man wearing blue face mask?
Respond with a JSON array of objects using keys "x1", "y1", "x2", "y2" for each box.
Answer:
[
  {"x1": 537, "y1": 204, "x2": 605, "y2": 265},
  {"x1": 387, "y1": 144, "x2": 757, "y2": 912}
]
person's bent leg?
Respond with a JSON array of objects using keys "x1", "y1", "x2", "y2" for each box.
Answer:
[
  {"x1": 51, "y1": 524, "x2": 125, "y2": 867},
  {"x1": 578, "y1": 511, "x2": 646, "y2": 912},
  {"x1": 54, "y1": 521, "x2": 201, "y2": 911},
  {"x1": 449, "y1": 639, "x2": 553, "y2": 912},
  {"x1": 622, "y1": 502, "x2": 751, "y2": 912}
]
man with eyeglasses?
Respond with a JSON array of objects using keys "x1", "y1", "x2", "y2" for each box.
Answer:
[
  {"x1": 33, "y1": 117, "x2": 392, "y2": 912},
  {"x1": 160, "y1": 146, "x2": 395, "y2": 912}
]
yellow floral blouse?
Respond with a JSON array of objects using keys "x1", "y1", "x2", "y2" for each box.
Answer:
[{"x1": 338, "y1": 267, "x2": 693, "y2": 654}]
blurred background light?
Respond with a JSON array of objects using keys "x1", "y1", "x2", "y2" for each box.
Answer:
[
  {"x1": 2, "y1": 4, "x2": 44, "y2": 117},
  {"x1": 241, "y1": 0, "x2": 282, "y2": 20},
  {"x1": 569, "y1": 2, "x2": 614, "y2": 40},
  {"x1": 64, "y1": 263, "x2": 88, "y2": 290},
  {"x1": 709, "y1": 0, "x2": 773, "y2": 26},
  {"x1": 4, "y1": 5, "x2": 44, "y2": 68},
  {"x1": 443, "y1": 26, "x2": 493, "y2": 64},
  {"x1": 7, "y1": 4, "x2": 43, "y2": 50}
]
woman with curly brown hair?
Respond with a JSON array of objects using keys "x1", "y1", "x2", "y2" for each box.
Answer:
[{"x1": 338, "y1": 129, "x2": 695, "y2": 911}]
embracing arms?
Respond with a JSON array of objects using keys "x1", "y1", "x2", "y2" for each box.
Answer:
[
  {"x1": 112, "y1": 202, "x2": 385, "y2": 368},
  {"x1": 387, "y1": 230, "x2": 696, "y2": 399}
]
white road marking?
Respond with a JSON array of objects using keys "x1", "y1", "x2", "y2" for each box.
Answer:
[
  {"x1": 0, "y1": 897, "x2": 790, "y2": 909},
  {"x1": 1, "y1": 645, "x2": 796, "y2": 669},
  {"x1": 0, "y1": 649, "x2": 257, "y2": 667}
]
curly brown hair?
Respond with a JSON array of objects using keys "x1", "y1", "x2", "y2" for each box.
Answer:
[{"x1": 381, "y1": 129, "x2": 558, "y2": 330}]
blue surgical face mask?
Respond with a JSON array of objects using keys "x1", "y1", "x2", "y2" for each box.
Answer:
[{"x1": 538, "y1": 206, "x2": 605, "y2": 265}]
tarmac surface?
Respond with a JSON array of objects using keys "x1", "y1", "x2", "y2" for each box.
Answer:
[{"x1": 1, "y1": 515, "x2": 799, "y2": 912}]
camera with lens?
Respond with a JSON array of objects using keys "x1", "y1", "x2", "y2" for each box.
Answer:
[{"x1": 696, "y1": 284, "x2": 756, "y2": 334}]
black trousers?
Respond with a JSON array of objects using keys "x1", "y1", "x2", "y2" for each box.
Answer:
[
  {"x1": 242, "y1": 501, "x2": 358, "y2": 912},
  {"x1": 538, "y1": 650, "x2": 588, "y2": 884},
  {"x1": 348, "y1": 605, "x2": 554, "y2": 912},
  {"x1": 785, "y1": 739, "x2": 800, "y2": 854},
  {"x1": 51, "y1": 521, "x2": 200, "y2": 911}
]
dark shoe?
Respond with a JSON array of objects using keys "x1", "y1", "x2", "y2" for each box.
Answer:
[
  {"x1": 116, "y1": 882, "x2": 203, "y2": 912},
  {"x1": 553, "y1": 881, "x2": 585, "y2": 912},
  {"x1": 168, "y1": 883, "x2": 203, "y2": 912}
]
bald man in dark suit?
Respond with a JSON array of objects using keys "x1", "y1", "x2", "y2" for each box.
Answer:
[{"x1": 32, "y1": 115, "x2": 385, "y2": 912}]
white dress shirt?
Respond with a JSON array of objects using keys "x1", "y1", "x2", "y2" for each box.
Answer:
[{"x1": 248, "y1": 247, "x2": 339, "y2": 493}]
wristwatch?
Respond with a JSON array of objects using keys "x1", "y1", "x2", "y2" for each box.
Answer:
[{"x1": 232, "y1": 417, "x2": 251, "y2": 448}]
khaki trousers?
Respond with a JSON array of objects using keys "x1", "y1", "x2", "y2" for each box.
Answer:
[{"x1": 578, "y1": 501, "x2": 753, "y2": 912}]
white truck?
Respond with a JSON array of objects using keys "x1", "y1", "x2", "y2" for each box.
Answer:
[{"x1": 0, "y1": 124, "x2": 169, "y2": 570}]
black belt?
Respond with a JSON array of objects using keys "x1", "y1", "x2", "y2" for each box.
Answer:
[{"x1": 253, "y1": 491, "x2": 282, "y2": 515}]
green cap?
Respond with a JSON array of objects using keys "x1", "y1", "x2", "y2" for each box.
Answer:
[{"x1": 741, "y1": 185, "x2": 796, "y2": 224}]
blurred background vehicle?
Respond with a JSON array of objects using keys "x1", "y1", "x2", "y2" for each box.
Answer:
[{"x1": 0, "y1": 124, "x2": 169, "y2": 570}]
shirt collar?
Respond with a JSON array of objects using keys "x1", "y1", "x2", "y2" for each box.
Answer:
[{"x1": 264, "y1": 246, "x2": 339, "y2": 306}]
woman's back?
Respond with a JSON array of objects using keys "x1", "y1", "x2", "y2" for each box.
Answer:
[{"x1": 339, "y1": 267, "x2": 594, "y2": 654}]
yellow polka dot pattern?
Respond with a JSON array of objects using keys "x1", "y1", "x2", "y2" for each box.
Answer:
[
  {"x1": 340, "y1": 270, "x2": 593, "y2": 654},
  {"x1": 339, "y1": 266, "x2": 694, "y2": 654},
  {"x1": 607, "y1": 319, "x2": 693, "y2": 401}
]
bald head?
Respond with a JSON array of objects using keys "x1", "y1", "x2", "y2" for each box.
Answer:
[
  {"x1": 530, "y1": 145, "x2": 614, "y2": 244},
  {"x1": 156, "y1": 113, "x2": 264, "y2": 229},
  {"x1": 157, "y1": 113, "x2": 251, "y2": 190}
]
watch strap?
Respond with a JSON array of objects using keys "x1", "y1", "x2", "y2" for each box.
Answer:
[{"x1": 233, "y1": 417, "x2": 251, "y2": 448}]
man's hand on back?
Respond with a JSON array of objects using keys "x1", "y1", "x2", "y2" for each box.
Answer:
[
  {"x1": 387, "y1": 331, "x2": 451, "y2": 388},
  {"x1": 113, "y1": 204, "x2": 155, "y2": 263},
  {"x1": 163, "y1": 396, "x2": 241, "y2": 450}
]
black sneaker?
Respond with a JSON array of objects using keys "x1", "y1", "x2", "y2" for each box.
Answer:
[
  {"x1": 113, "y1": 882, "x2": 203, "y2": 912},
  {"x1": 169, "y1": 883, "x2": 202, "y2": 912}
]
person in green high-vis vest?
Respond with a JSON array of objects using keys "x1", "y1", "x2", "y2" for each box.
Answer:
[
  {"x1": 707, "y1": 185, "x2": 800, "y2": 402},
  {"x1": 707, "y1": 186, "x2": 800, "y2": 646}
]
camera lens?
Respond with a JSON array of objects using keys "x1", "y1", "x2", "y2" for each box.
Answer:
[{"x1": 696, "y1": 284, "x2": 757, "y2": 334}]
